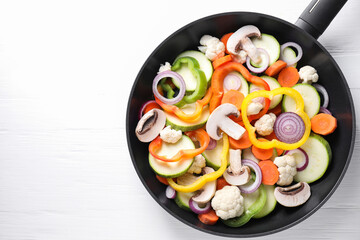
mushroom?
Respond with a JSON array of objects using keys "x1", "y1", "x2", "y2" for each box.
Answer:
[
  {"x1": 135, "y1": 108, "x2": 166, "y2": 142},
  {"x1": 227, "y1": 25, "x2": 262, "y2": 64},
  {"x1": 206, "y1": 103, "x2": 246, "y2": 140},
  {"x1": 223, "y1": 149, "x2": 251, "y2": 186},
  {"x1": 191, "y1": 167, "x2": 216, "y2": 204},
  {"x1": 274, "y1": 182, "x2": 311, "y2": 207}
]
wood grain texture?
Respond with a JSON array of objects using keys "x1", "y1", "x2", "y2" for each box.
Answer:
[{"x1": 0, "y1": 0, "x2": 359, "y2": 239}]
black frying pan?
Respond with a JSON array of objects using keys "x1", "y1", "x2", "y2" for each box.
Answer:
[{"x1": 126, "y1": 0, "x2": 355, "y2": 237}]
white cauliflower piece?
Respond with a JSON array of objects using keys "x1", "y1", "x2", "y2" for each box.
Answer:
[
  {"x1": 299, "y1": 65, "x2": 319, "y2": 84},
  {"x1": 187, "y1": 154, "x2": 206, "y2": 174},
  {"x1": 254, "y1": 113, "x2": 277, "y2": 136},
  {"x1": 274, "y1": 155, "x2": 297, "y2": 186},
  {"x1": 198, "y1": 35, "x2": 225, "y2": 61},
  {"x1": 247, "y1": 102, "x2": 263, "y2": 115},
  {"x1": 158, "y1": 62, "x2": 171, "y2": 73},
  {"x1": 211, "y1": 186, "x2": 244, "y2": 220},
  {"x1": 232, "y1": 50, "x2": 248, "y2": 64},
  {"x1": 160, "y1": 126, "x2": 182, "y2": 143}
]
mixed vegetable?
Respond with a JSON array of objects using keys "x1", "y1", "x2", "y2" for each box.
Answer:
[{"x1": 135, "y1": 25, "x2": 337, "y2": 227}]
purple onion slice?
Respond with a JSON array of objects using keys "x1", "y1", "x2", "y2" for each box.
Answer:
[
  {"x1": 238, "y1": 159, "x2": 262, "y2": 194},
  {"x1": 189, "y1": 198, "x2": 211, "y2": 214},
  {"x1": 223, "y1": 73, "x2": 242, "y2": 91},
  {"x1": 152, "y1": 70, "x2": 186, "y2": 105},
  {"x1": 313, "y1": 84, "x2": 329, "y2": 109},
  {"x1": 165, "y1": 185, "x2": 176, "y2": 199},
  {"x1": 246, "y1": 48, "x2": 270, "y2": 73},
  {"x1": 206, "y1": 138, "x2": 217, "y2": 150},
  {"x1": 280, "y1": 42, "x2": 303, "y2": 66},
  {"x1": 319, "y1": 107, "x2": 332, "y2": 116},
  {"x1": 284, "y1": 148, "x2": 309, "y2": 171},
  {"x1": 274, "y1": 112, "x2": 305, "y2": 144}
]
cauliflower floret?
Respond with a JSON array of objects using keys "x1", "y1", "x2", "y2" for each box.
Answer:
[
  {"x1": 198, "y1": 35, "x2": 225, "y2": 61},
  {"x1": 187, "y1": 154, "x2": 206, "y2": 174},
  {"x1": 232, "y1": 50, "x2": 248, "y2": 64},
  {"x1": 211, "y1": 186, "x2": 244, "y2": 220},
  {"x1": 274, "y1": 155, "x2": 297, "y2": 186},
  {"x1": 247, "y1": 102, "x2": 263, "y2": 115},
  {"x1": 254, "y1": 113, "x2": 277, "y2": 136},
  {"x1": 160, "y1": 126, "x2": 182, "y2": 143},
  {"x1": 299, "y1": 65, "x2": 319, "y2": 84},
  {"x1": 158, "y1": 62, "x2": 171, "y2": 73}
]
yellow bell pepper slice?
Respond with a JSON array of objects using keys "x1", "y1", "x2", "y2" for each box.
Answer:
[
  {"x1": 167, "y1": 134, "x2": 229, "y2": 193},
  {"x1": 241, "y1": 87, "x2": 311, "y2": 150}
]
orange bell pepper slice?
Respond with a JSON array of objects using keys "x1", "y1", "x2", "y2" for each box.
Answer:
[{"x1": 148, "y1": 128, "x2": 210, "y2": 162}]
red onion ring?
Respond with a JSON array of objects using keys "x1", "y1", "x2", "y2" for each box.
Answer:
[
  {"x1": 165, "y1": 185, "x2": 176, "y2": 199},
  {"x1": 250, "y1": 87, "x2": 265, "y2": 105},
  {"x1": 223, "y1": 73, "x2": 242, "y2": 91},
  {"x1": 238, "y1": 159, "x2": 262, "y2": 194},
  {"x1": 284, "y1": 148, "x2": 309, "y2": 171},
  {"x1": 274, "y1": 112, "x2": 305, "y2": 144},
  {"x1": 189, "y1": 198, "x2": 211, "y2": 214},
  {"x1": 138, "y1": 100, "x2": 158, "y2": 119},
  {"x1": 319, "y1": 107, "x2": 332, "y2": 115},
  {"x1": 313, "y1": 84, "x2": 329, "y2": 109},
  {"x1": 246, "y1": 48, "x2": 270, "y2": 73},
  {"x1": 206, "y1": 138, "x2": 217, "y2": 150},
  {"x1": 280, "y1": 42, "x2": 303, "y2": 66},
  {"x1": 152, "y1": 70, "x2": 186, "y2": 105}
]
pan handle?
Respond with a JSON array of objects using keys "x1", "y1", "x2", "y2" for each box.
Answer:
[{"x1": 295, "y1": 0, "x2": 347, "y2": 39}]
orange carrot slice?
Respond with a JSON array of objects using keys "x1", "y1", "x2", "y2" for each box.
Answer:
[
  {"x1": 277, "y1": 66, "x2": 300, "y2": 87},
  {"x1": 311, "y1": 113, "x2": 337, "y2": 135},
  {"x1": 221, "y1": 90, "x2": 244, "y2": 110},
  {"x1": 258, "y1": 160, "x2": 279, "y2": 185},
  {"x1": 265, "y1": 60, "x2": 287, "y2": 77}
]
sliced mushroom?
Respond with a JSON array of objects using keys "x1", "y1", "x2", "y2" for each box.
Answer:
[
  {"x1": 274, "y1": 182, "x2": 311, "y2": 207},
  {"x1": 135, "y1": 109, "x2": 166, "y2": 142},
  {"x1": 223, "y1": 149, "x2": 251, "y2": 186},
  {"x1": 227, "y1": 25, "x2": 262, "y2": 64},
  {"x1": 205, "y1": 103, "x2": 245, "y2": 140},
  {"x1": 192, "y1": 167, "x2": 216, "y2": 204}
]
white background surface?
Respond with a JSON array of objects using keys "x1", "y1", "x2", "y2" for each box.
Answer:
[{"x1": 0, "y1": 0, "x2": 359, "y2": 239}]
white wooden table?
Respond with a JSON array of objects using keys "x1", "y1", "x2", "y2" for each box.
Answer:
[{"x1": 0, "y1": 0, "x2": 359, "y2": 239}]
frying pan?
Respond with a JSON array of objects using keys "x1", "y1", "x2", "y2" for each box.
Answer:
[{"x1": 126, "y1": 0, "x2": 355, "y2": 237}]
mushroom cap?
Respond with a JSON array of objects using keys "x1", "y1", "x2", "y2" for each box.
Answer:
[
  {"x1": 191, "y1": 167, "x2": 216, "y2": 204},
  {"x1": 227, "y1": 25, "x2": 261, "y2": 55},
  {"x1": 274, "y1": 182, "x2": 311, "y2": 207},
  {"x1": 135, "y1": 109, "x2": 166, "y2": 142},
  {"x1": 206, "y1": 103, "x2": 245, "y2": 140},
  {"x1": 223, "y1": 166, "x2": 251, "y2": 186}
]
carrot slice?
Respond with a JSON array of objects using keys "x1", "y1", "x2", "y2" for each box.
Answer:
[
  {"x1": 277, "y1": 66, "x2": 300, "y2": 87},
  {"x1": 221, "y1": 90, "x2": 244, "y2": 110},
  {"x1": 156, "y1": 175, "x2": 169, "y2": 185},
  {"x1": 198, "y1": 209, "x2": 219, "y2": 225},
  {"x1": 229, "y1": 129, "x2": 252, "y2": 149},
  {"x1": 311, "y1": 113, "x2": 337, "y2": 135},
  {"x1": 251, "y1": 138, "x2": 274, "y2": 160},
  {"x1": 212, "y1": 55, "x2": 232, "y2": 69},
  {"x1": 144, "y1": 102, "x2": 161, "y2": 114},
  {"x1": 216, "y1": 177, "x2": 230, "y2": 190},
  {"x1": 258, "y1": 160, "x2": 279, "y2": 185},
  {"x1": 265, "y1": 60, "x2": 287, "y2": 77},
  {"x1": 220, "y1": 32, "x2": 233, "y2": 54}
]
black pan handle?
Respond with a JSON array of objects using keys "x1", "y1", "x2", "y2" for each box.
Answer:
[{"x1": 295, "y1": 0, "x2": 347, "y2": 39}]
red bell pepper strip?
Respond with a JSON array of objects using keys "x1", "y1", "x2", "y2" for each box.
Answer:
[
  {"x1": 209, "y1": 61, "x2": 270, "y2": 122},
  {"x1": 148, "y1": 128, "x2": 210, "y2": 162}
]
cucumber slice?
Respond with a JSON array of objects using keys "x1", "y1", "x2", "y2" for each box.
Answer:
[
  {"x1": 282, "y1": 83, "x2": 320, "y2": 119},
  {"x1": 175, "y1": 50, "x2": 213, "y2": 84},
  {"x1": 253, "y1": 185, "x2": 277, "y2": 218},
  {"x1": 242, "y1": 187, "x2": 260, "y2": 209},
  {"x1": 282, "y1": 47, "x2": 297, "y2": 67},
  {"x1": 249, "y1": 75, "x2": 282, "y2": 109},
  {"x1": 165, "y1": 104, "x2": 210, "y2": 132},
  {"x1": 175, "y1": 191, "x2": 195, "y2": 211},
  {"x1": 224, "y1": 71, "x2": 249, "y2": 97},
  {"x1": 294, "y1": 133, "x2": 332, "y2": 183},
  {"x1": 202, "y1": 138, "x2": 230, "y2": 170},
  {"x1": 251, "y1": 34, "x2": 280, "y2": 65},
  {"x1": 148, "y1": 135, "x2": 194, "y2": 178}
]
